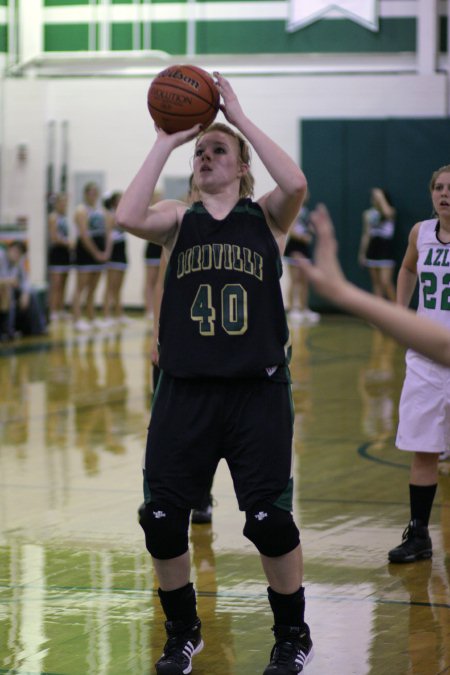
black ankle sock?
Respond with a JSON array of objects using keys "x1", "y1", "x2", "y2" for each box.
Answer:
[
  {"x1": 409, "y1": 483, "x2": 437, "y2": 526},
  {"x1": 268, "y1": 586, "x2": 305, "y2": 627},
  {"x1": 158, "y1": 582, "x2": 198, "y2": 625}
]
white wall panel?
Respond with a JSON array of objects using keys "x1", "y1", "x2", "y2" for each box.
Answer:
[{"x1": 1, "y1": 71, "x2": 447, "y2": 305}]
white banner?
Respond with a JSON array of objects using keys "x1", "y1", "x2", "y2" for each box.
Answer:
[{"x1": 288, "y1": 0, "x2": 379, "y2": 32}]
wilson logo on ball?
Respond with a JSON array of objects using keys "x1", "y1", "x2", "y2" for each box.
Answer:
[{"x1": 158, "y1": 67, "x2": 201, "y2": 91}]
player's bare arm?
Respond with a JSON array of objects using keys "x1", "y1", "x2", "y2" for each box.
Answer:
[
  {"x1": 214, "y1": 71, "x2": 306, "y2": 236},
  {"x1": 116, "y1": 124, "x2": 201, "y2": 244}
]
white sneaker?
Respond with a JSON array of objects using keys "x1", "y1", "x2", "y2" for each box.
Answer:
[
  {"x1": 74, "y1": 319, "x2": 93, "y2": 332},
  {"x1": 289, "y1": 309, "x2": 304, "y2": 323},
  {"x1": 303, "y1": 309, "x2": 320, "y2": 324},
  {"x1": 94, "y1": 317, "x2": 116, "y2": 329},
  {"x1": 118, "y1": 314, "x2": 133, "y2": 325}
]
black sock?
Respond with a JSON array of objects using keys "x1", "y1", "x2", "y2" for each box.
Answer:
[
  {"x1": 268, "y1": 586, "x2": 305, "y2": 627},
  {"x1": 410, "y1": 483, "x2": 437, "y2": 526},
  {"x1": 158, "y1": 582, "x2": 198, "y2": 625}
]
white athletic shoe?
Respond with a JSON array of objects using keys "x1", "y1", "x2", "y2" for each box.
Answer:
[
  {"x1": 302, "y1": 309, "x2": 320, "y2": 324},
  {"x1": 74, "y1": 319, "x2": 93, "y2": 332},
  {"x1": 289, "y1": 309, "x2": 305, "y2": 323},
  {"x1": 93, "y1": 318, "x2": 116, "y2": 329}
]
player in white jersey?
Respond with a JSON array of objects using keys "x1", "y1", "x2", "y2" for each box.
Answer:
[{"x1": 388, "y1": 165, "x2": 450, "y2": 562}]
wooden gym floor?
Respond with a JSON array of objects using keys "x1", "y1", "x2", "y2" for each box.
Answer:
[{"x1": 1, "y1": 313, "x2": 449, "y2": 675}]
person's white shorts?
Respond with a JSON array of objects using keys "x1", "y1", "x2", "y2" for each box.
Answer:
[{"x1": 396, "y1": 352, "x2": 450, "y2": 453}]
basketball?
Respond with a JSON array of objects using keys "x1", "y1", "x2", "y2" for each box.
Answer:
[{"x1": 147, "y1": 65, "x2": 220, "y2": 134}]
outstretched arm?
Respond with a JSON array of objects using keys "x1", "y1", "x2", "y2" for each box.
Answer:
[{"x1": 298, "y1": 204, "x2": 450, "y2": 367}]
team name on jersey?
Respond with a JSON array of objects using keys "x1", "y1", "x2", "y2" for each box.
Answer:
[
  {"x1": 423, "y1": 247, "x2": 450, "y2": 267},
  {"x1": 177, "y1": 243, "x2": 263, "y2": 281}
]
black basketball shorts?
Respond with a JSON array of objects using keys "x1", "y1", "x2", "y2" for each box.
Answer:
[{"x1": 143, "y1": 373, "x2": 295, "y2": 512}]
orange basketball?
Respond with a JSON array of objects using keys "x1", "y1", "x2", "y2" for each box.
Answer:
[{"x1": 147, "y1": 65, "x2": 220, "y2": 134}]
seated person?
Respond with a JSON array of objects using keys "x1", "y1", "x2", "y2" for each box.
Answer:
[{"x1": 0, "y1": 241, "x2": 47, "y2": 339}]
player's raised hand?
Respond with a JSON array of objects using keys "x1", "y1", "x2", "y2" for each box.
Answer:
[{"x1": 213, "y1": 72, "x2": 246, "y2": 126}]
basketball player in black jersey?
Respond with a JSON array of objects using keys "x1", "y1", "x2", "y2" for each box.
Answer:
[{"x1": 117, "y1": 72, "x2": 313, "y2": 675}]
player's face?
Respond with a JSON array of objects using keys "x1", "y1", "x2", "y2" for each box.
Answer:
[
  {"x1": 84, "y1": 185, "x2": 99, "y2": 206},
  {"x1": 432, "y1": 171, "x2": 450, "y2": 220},
  {"x1": 56, "y1": 195, "x2": 67, "y2": 213},
  {"x1": 193, "y1": 131, "x2": 242, "y2": 193},
  {"x1": 7, "y1": 245, "x2": 23, "y2": 264}
]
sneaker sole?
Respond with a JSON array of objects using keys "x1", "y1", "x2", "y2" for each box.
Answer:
[{"x1": 388, "y1": 549, "x2": 432, "y2": 564}]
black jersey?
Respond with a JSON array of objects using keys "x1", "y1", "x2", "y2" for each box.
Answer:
[{"x1": 158, "y1": 198, "x2": 290, "y2": 379}]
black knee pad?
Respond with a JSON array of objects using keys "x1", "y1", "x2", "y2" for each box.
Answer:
[
  {"x1": 138, "y1": 501, "x2": 190, "y2": 560},
  {"x1": 243, "y1": 503, "x2": 300, "y2": 557}
]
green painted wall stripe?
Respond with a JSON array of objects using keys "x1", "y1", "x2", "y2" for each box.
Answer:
[
  {"x1": 44, "y1": 21, "x2": 190, "y2": 52},
  {"x1": 45, "y1": 0, "x2": 93, "y2": 5},
  {"x1": 111, "y1": 22, "x2": 134, "y2": 50},
  {"x1": 0, "y1": 25, "x2": 6, "y2": 52},
  {"x1": 44, "y1": 24, "x2": 90, "y2": 51},
  {"x1": 43, "y1": 17, "x2": 415, "y2": 54},
  {"x1": 197, "y1": 17, "x2": 415, "y2": 54},
  {"x1": 110, "y1": 21, "x2": 187, "y2": 51},
  {"x1": 151, "y1": 22, "x2": 187, "y2": 53}
]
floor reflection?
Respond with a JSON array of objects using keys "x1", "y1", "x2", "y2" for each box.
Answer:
[{"x1": 0, "y1": 316, "x2": 449, "y2": 674}]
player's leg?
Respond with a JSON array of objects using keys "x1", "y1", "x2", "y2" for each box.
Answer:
[
  {"x1": 140, "y1": 376, "x2": 219, "y2": 673},
  {"x1": 228, "y1": 379, "x2": 313, "y2": 673},
  {"x1": 379, "y1": 265, "x2": 396, "y2": 301},
  {"x1": 388, "y1": 451, "x2": 437, "y2": 563},
  {"x1": 389, "y1": 364, "x2": 443, "y2": 564}
]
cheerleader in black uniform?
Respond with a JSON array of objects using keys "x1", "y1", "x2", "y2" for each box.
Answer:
[
  {"x1": 284, "y1": 199, "x2": 320, "y2": 324},
  {"x1": 359, "y1": 187, "x2": 396, "y2": 301},
  {"x1": 48, "y1": 193, "x2": 73, "y2": 322},
  {"x1": 117, "y1": 72, "x2": 313, "y2": 675},
  {"x1": 72, "y1": 182, "x2": 113, "y2": 331},
  {"x1": 103, "y1": 191, "x2": 130, "y2": 325}
]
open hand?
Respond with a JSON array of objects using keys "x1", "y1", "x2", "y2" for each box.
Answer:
[{"x1": 213, "y1": 72, "x2": 245, "y2": 126}]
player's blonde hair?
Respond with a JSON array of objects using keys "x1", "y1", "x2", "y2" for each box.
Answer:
[
  {"x1": 195, "y1": 123, "x2": 255, "y2": 198},
  {"x1": 429, "y1": 165, "x2": 450, "y2": 191}
]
